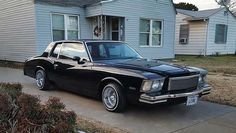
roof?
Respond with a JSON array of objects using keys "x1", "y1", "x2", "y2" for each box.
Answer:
[
  {"x1": 177, "y1": 8, "x2": 224, "y2": 21},
  {"x1": 36, "y1": 0, "x2": 177, "y2": 12},
  {"x1": 35, "y1": 0, "x2": 102, "y2": 7}
]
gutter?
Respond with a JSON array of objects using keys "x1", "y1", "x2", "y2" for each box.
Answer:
[{"x1": 204, "y1": 19, "x2": 209, "y2": 56}]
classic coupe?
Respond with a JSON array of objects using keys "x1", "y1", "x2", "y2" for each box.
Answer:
[{"x1": 24, "y1": 40, "x2": 212, "y2": 112}]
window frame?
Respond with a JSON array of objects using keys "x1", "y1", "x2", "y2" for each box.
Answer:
[
  {"x1": 215, "y1": 24, "x2": 228, "y2": 44},
  {"x1": 51, "y1": 13, "x2": 80, "y2": 41},
  {"x1": 179, "y1": 24, "x2": 190, "y2": 45},
  {"x1": 139, "y1": 18, "x2": 163, "y2": 47}
]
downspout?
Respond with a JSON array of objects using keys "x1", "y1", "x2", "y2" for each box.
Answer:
[{"x1": 204, "y1": 19, "x2": 209, "y2": 56}]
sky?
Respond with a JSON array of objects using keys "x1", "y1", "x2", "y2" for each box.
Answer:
[{"x1": 173, "y1": 0, "x2": 221, "y2": 10}]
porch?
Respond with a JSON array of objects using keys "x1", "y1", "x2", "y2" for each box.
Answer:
[{"x1": 88, "y1": 15, "x2": 125, "y2": 41}]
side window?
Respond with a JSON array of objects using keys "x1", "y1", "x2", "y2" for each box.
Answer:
[
  {"x1": 59, "y1": 43, "x2": 89, "y2": 60},
  {"x1": 45, "y1": 43, "x2": 54, "y2": 53},
  {"x1": 51, "y1": 43, "x2": 62, "y2": 58}
]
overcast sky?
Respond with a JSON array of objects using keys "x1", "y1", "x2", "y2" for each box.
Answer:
[{"x1": 173, "y1": 0, "x2": 221, "y2": 10}]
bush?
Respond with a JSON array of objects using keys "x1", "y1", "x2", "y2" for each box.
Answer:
[
  {"x1": 0, "y1": 83, "x2": 77, "y2": 133},
  {"x1": 0, "y1": 83, "x2": 22, "y2": 99}
]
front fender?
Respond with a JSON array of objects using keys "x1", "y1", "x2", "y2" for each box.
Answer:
[{"x1": 187, "y1": 66, "x2": 208, "y2": 76}]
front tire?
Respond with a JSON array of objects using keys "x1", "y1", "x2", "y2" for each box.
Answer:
[
  {"x1": 35, "y1": 69, "x2": 50, "y2": 90},
  {"x1": 102, "y1": 83, "x2": 126, "y2": 112}
]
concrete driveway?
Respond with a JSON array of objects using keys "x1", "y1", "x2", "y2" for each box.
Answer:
[{"x1": 0, "y1": 67, "x2": 236, "y2": 133}]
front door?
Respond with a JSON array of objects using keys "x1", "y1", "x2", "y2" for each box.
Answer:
[
  {"x1": 53, "y1": 42, "x2": 93, "y2": 95},
  {"x1": 111, "y1": 18, "x2": 120, "y2": 41},
  {"x1": 110, "y1": 17, "x2": 125, "y2": 41}
]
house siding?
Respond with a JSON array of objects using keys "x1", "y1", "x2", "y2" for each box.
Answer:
[
  {"x1": 86, "y1": 0, "x2": 176, "y2": 59},
  {"x1": 0, "y1": 0, "x2": 36, "y2": 62},
  {"x1": 35, "y1": 3, "x2": 92, "y2": 54},
  {"x1": 85, "y1": 4, "x2": 102, "y2": 17},
  {"x1": 206, "y1": 9, "x2": 236, "y2": 55},
  {"x1": 175, "y1": 13, "x2": 207, "y2": 55}
]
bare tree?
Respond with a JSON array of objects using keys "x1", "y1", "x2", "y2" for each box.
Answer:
[{"x1": 215, "y1": 0, "x2": 236, "y2": 15}]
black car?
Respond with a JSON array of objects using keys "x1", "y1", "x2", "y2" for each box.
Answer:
[{"x1": 24, "y1": 40, "x2": 212, "y2": 112}]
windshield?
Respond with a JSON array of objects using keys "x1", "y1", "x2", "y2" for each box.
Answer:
[{"x1": 86, "y1": 42, "x2": 142, "y2": 61}]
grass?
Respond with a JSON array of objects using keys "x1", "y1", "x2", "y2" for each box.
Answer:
[
  {"x1": 203, "y1": 74, "x2": 236, "y2": 107},
  {"x1": 174, "y1": 55, "x2": 236, "y2": 74},
  {"x1": 0, "y1": 60, "x2": 24, "y2": 69},
  {"x1": 77, "y1": 116, "x2": 129, "y2": 133},
  {"x1": 172, "y1": 55, "x2": 236, "y2": 107}
]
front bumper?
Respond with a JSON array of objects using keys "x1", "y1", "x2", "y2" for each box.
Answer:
[{"x1": 139, "y1": 84, "x2": 212, "y2": 104}]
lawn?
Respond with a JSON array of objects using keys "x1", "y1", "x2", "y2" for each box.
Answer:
[
  {"x1": 0, "y1": 60, "x2": 24, "y2": 69},
  {"x1": 174, "y1": 55, "x2": 236, "y2": 74},
  {"x1": 173, "y1": 55, "x2": 236, "y2": 107}
]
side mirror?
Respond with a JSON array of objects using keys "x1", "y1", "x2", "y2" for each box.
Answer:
[{"x1": 73, "y1": 56, "x2": 87, "y2": 64}]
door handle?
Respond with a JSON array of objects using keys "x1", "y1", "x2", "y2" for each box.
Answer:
[{"x1": 54, "y1": 64, "x2": 59, "y2": 69}]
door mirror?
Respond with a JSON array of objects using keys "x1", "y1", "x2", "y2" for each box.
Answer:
[{"x1": 73, "y1": 56, "x2": 88, "y2": 64}]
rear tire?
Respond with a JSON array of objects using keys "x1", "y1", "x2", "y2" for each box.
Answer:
[
  {"x1": 102, "y1": 83, "x2": 126, "y2": 112},
  {"x1": 35, "y1": 69, "x2": 50, "y2": 90}
]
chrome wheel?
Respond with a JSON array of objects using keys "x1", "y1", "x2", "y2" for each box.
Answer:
[
  {"x1": 102, "y1": 85, "x2": 118, "y2": 110},
  {"x1": 36, "y1": 70, "x2": 45, "y2": 89}
]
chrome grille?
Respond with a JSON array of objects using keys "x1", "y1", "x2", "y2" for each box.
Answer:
[{"x1": 168, "y1": 75, "x2": 199, "y2": 91}]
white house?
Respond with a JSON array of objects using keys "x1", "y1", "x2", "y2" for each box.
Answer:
[
  {"x1": 0, "y1": 0, "x2": 176, "y2": 62},
  {"x1": 175, "y1": 8, "x2": 236, "y2": 55}
]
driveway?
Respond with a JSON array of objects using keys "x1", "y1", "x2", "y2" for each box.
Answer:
[{"x1": 0, "y1": 67, "x2": 236, "y2": 133}]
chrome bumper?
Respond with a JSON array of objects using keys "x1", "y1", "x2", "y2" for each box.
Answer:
[{"x1": 139, "y1": 84, "x2": 212, "y2": 104}]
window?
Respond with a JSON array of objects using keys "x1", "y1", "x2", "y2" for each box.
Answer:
[
  {"x1": 51, "y1": 43, "x2": 62, "y2": 58},
  {"x1": 52, "y1": 14, "x2": 79, "y2": 41},
  {"x1": 52, "y1": 14, "x2": 65, "y2": 41},
  {"x1": 215, "y1": 24, "x2": 228, "y2": 44},
  {"x1": 139, "y1": 19, "x2": 162, "y2": 46},
  {"x1": 59, "y1": 43, "x2": 89, "y2": 60},
  {"x1": 179, "y1": 24, "x2": 189, "y2": 44}
]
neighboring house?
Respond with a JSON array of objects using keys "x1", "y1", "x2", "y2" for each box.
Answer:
[
  {"x1": 0, "y1": 0, "x2": 176, "y2": 62},
  {"x1": 175, "y1": 8, "x2": 236, "y2": 56}
]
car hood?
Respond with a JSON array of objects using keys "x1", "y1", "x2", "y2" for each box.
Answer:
[{"x1": 95, "y1": 59, "x2": 198, "y2": 77}]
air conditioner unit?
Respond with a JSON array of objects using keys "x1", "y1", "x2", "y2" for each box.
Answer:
[{"x1": 180, "y1": 38, "x2": 188, "y2": 44}]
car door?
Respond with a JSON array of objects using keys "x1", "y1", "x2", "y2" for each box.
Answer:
[
  {"x1": 47, "y1": 42, "x2": 63, "y2": 83},
  {"x1": 53, "y1": 42, "x2": 94, "y2": 95}
]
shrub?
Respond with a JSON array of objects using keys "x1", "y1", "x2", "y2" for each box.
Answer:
[
  {"x1": 0, "y1": 83, "x2": 22, "y2": 99},
  {"x1": 0, "y1": 83, "x2": 77, "y2": 133}
]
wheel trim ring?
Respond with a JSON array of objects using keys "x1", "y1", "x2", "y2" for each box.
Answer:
[
  {"x1": 36, "y1": 71, "x2": 45, "y2": 89},
  {"x1": 102, "y1": 85, "x2": 119, "y2": 110}
]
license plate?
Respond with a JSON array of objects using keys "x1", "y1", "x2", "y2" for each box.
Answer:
[{"x1": 186, "y1": 95, "x2": 198, "y2": 106}]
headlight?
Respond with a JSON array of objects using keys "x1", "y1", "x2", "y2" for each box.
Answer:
[
  {"x1": 199, "y1": 75, "x2": 206, "y2": 84},
  {"x1": 141, "y1": 79, "x2": 165, "y2": 92}
]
